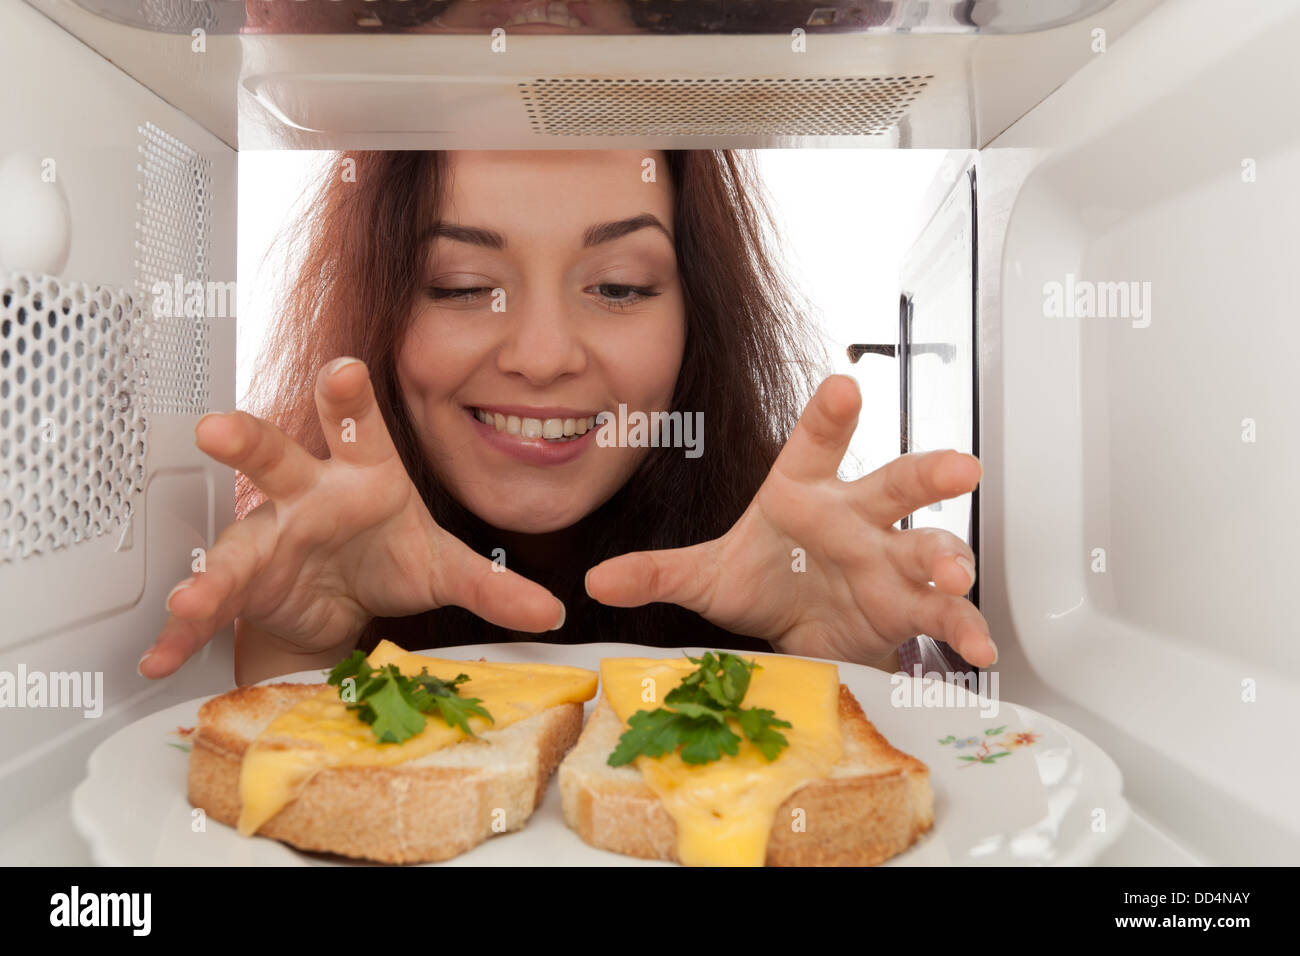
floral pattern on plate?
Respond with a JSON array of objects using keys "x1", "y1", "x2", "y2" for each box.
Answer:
[{"x1": 938, "y1": 726, "x2": 1041, "y2": 766}]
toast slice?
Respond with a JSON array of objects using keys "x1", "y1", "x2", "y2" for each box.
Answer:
[
  {"x1": 188, "y1": 682, "x2": 583, "y2": 864},
  {"x1": 559, "y1": 684, "x2": 933, "y2": 866}
]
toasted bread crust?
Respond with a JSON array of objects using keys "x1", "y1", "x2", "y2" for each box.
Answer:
[
  {"x1": 188, "y1": 683, "x2": 583, "y2": 864},
  {"x1": 560, "y1": 684, "x2": 933, "y2": 865}
]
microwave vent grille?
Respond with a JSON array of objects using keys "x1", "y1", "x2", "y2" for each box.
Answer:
[
  {"x1": 518, "y1": 75, "x2": 933, "y2": 136},
  {"x1": 0, "y1": 274, "x2": 148, "y2": 562},
  {"x1": 138, "y1": 0, "x2": 218, "y2": 32},
  {"x1": 135, "y1": 121, "x2": 212, "y2": 415}
]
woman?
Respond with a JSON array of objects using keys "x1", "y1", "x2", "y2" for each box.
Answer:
[{"x1": 138, "y1": 150, "x2": 992, "y2": 685}]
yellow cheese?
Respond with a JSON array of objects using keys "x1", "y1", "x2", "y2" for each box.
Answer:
[
  {"x1": 236, "y1": 640, "x2": 598, "y2": 836},
  {"x1": 600, "y1": 654, "x2": 842, "y2": 867}
]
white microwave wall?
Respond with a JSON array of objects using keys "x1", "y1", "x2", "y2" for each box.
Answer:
[
  {"x1": 977, "y1": 0, "x2": 1300, "y2": 864},
  {"x1": 0, "y1": 0, "x2": 238, "y2": 834}
]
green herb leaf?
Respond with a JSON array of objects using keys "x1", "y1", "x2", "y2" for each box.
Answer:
[
  {"x1": 367, "y1": 676, "x2": 428, "y2": 743},
  {"x1": 327, "y1": 653, "x2": 494, "y2": 744},
  {"x1": 678, "y1": 718, "x2": 741, "y2": 764},
  {"x1": 608, "y1": 708, "x2": 684, "y2": 765},
  {"x1": 666, "y1": 700, "x2": 728, "y2": 724},
  {"x1": 607, "y1": 652, "x2": 791, "y2": 767},
  {"x1": 736, "y1": 706, "x2": 791, "y2": 761},
  {"x1": 414, "y1": 671, "x2": 494, "y2": 738},
  {"x1": 327, "y1": 649, "x2": 369, "y2": 688}
]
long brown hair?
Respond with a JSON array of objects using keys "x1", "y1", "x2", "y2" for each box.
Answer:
[{"x1": 239, "y1": 151, "x2": 825, "y2": 653}]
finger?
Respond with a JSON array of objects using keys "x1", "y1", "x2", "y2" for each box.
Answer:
[
  {"x1": 139, "y1": 503, "x2": 277, "y2": 678},
  {"x1": 890, "y1": 527, "x2": 976, "y2": 595},
  {"x1": 584, "y1": 541, "x2": 717, "y2": 612},
  {"x1": 852, "y1": 449, "x2": 981, "y2": 528},
  {"x1": 771, "y1": 374, "x2": 862, "y2": 483},
  {"x1": 314, "y1": 356, "x2": 401, "y2": 467},
  {"x1": 431, "y1": 533, "x2": 566, "y2": 633},
  {"x1": 195, "y1": 410, "x2": 322, "y2": 503},
  {"x1": 907, "y1": 587, "x2": 996, "y2": 668}
]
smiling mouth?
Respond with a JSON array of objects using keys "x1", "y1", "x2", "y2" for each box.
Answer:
[
  {"x1": 501, "y1": 1, "x2": 588, "y2": 29},
  {"x1": 469, "y1": 407, "x2": 598, "y2": 443}
]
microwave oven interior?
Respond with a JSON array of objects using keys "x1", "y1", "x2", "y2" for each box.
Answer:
[{"x1": 2, "y1": 0, "x2": 1297, "y2": 867}]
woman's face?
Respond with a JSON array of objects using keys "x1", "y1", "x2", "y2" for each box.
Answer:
[{"x1": 398, "y1": 150, "x2": 686, "y2": 534}]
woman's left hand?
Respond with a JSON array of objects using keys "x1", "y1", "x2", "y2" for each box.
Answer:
[{"x1": 584, "y1": 375, "x2": 995, "y2": 668}]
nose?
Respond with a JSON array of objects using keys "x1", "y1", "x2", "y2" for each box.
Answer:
[{"x1": 495, "y1": 286, "x2": 588, "y2": 386}]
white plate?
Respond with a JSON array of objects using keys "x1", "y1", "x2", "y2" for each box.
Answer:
[{"x1": 72, "y1": 642, "x2": 1130, "y2": 866}]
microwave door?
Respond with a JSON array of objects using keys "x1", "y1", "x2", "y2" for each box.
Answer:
[{"x1": 848, "y1": 159, "x2": 977, "y2": 602}]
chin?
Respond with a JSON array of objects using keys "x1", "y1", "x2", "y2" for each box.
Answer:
[{"x1": 466, "y1": 494, "x2": 594, "y2": 535}]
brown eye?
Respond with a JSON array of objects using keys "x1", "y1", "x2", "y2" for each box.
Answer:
[
  {"x1": 427, "y1": 286, "x2": 488, "y2": 303},
  {"x1": 590, "y1": 284, "x2": 661, "y2": 310}
]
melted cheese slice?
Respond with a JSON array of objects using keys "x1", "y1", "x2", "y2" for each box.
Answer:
[
  {"x1": 236, "y1": 640, "x2": 597, "y2": 836},
  {"x1": 601, "y1": 655, "x2": 842, "y2": 867}
]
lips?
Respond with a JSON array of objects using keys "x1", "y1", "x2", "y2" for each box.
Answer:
[{"x1": 464, "y1": 403, "x2": 601, "y2": 465}]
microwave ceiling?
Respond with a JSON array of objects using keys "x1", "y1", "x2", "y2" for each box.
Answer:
[
  {"x1": 28, "y1": 0, "x2": 1162, "y2": 149},
  {"x1": 67, "y1": 0, "x2": 1122, "y2": 36}
]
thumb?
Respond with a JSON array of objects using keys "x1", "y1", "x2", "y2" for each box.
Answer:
[
  {"x1": 773, "y1": 374, "x2": 861, "y2": 483},
  {"x1": 585, "y1": 542, "x2": 716, "y2": 612},
  {"x1": 433, "y1": 535, "x2": 566, "y2": 633}
]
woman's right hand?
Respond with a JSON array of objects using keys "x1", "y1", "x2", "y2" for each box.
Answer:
[{"x1": 138, "y1": 356, "x2": 566, "y2": 680}]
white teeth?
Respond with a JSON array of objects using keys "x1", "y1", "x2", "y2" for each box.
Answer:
[
  {"x1": 474, "y1": 408, "x2": 597, "y2": 442},
  {"x1": 504, "y1": 2, "x2": 584, "y2": 28}
]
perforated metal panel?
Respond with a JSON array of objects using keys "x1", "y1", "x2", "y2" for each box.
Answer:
[
  {"x1": 0, "y1": 273, "x2": 148, "y2": 562},
  {"x1": 519, "y1": 75, "x2": 933, "y2": 136},
  {"x1": 0, "y1": 121, "x2": 216, "y2": 563},
  {"x1": 135, "y1": 120, "x2": 213, "y2": 414},
  {"x1": 71, "y1": 0, "x2": 224, "y2": 33},
  {"x1": 138, "y1": 0, "x2": 218, "y2": 31}
]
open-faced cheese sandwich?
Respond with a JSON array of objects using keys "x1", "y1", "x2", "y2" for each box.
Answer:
[
  {"x1": 559, "y1": 651, "x2": 933, "y2": 866},
  {"x1": 188, "y1": 639, "x2": 597, "y2": 863}
]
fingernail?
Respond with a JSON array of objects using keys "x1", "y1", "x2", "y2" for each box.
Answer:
[
  {"x1": 550, "y1": 604, "x2": 566, "y2": 631},
  {"x1": 987, "y1": 636, "x2": 998, "y2": 666},
  {"x1": 165, "y1": 577, "x2": 195, "y2": 613},
  {"x1": 583, "y1": 568, "x2": 593, "y2": 596},
  {"x1": 971, "y1": 454, "x2": 983, "y2": 481},
  {"x1": 955, "y1": 556, "x2": 976, "y2": 587},
  {"x1": 329, "y1": 356, "x2": 361, "y2": 376},
  {"x1": 138, "y1": 649, "x2": 154, "y2": 677}
]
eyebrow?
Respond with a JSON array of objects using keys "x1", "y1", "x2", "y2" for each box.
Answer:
[{"x1": 424, "y1": 213, "x2": 673, "y2": 250}]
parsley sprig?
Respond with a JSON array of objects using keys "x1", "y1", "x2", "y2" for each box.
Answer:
[
  {"x1": 607, "y1": 652, "x2": 792, "y2": 766},
  {"x1": 327, "y1": 650, "x2": 494, "y2": 745}
]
